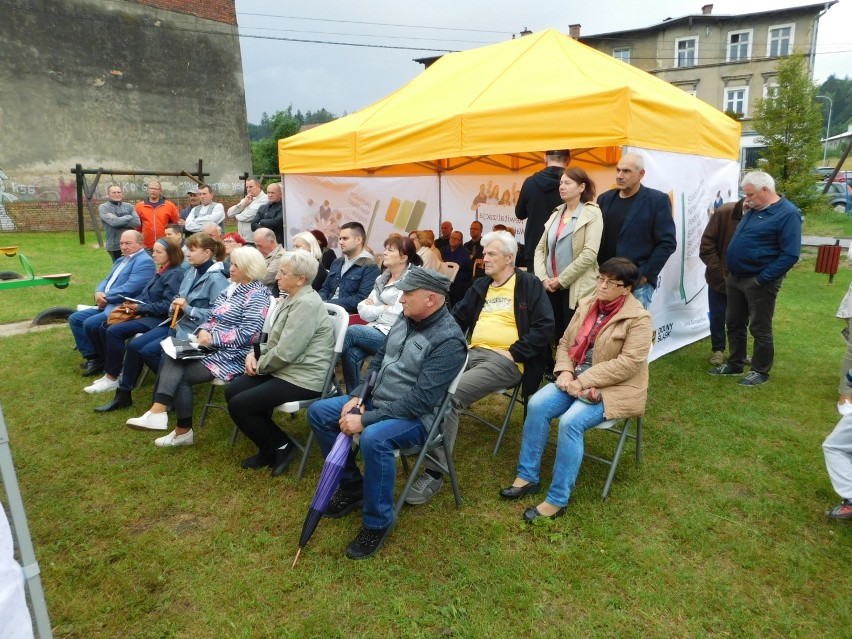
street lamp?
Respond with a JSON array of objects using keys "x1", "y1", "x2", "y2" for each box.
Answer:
[{"x1": 816, "y1": 95, "x2": 833, "y2": 166}]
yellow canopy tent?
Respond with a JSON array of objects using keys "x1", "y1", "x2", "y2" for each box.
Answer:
[{"x1": 278, "y1": 29, "x2": 740, "y2": 176}]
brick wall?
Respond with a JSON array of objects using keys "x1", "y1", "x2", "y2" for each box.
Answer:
[{"x1": 132, "y1": 0, "x2": 236, "y2": 25}]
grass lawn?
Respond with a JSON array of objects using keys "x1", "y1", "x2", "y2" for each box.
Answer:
[{"x1": 1, "y1": 233, "x2": 851, "y2": 638}]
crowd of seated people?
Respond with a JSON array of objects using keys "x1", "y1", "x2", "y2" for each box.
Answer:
[{"x1": 69, "y1": 171, "x2": 670, "y2": 560}]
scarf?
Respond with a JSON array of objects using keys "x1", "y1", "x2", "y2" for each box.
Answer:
[{"x1": 568, "y1": 295, "x2": 628, "y2": 365}]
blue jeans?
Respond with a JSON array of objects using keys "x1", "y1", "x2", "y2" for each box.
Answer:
[
  {"x1": 69, "y1": 308, "x2": 107, "y2": 359},
  {"x1": 341, "y1": 325, "x2": 387, "y2": 392},
  {"x1": 632, "y1": 283, "x2": 654, "y2": 310},
  {"x1": 307, "y1": 395, "x2": 427, "y2": 529},
  {"x1": 517, "y1": 383, "x2": 605, "y2": 507}
]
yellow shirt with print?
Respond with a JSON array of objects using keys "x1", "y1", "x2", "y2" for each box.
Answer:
[{"x1": 469, "y1": 274, "x2": 523, "y2": 372}]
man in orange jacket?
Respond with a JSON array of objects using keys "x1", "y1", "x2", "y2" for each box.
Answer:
[{"x1": 135, "y1": 179, "x2": 179, "y2": 249}]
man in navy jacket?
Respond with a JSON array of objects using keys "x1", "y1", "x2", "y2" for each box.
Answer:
[
  {"x1": 319, "y1": 222, "x2": 380, "y2": 313},
  {"x1": 709, "y1": 170, "x2": 801, "y2": 386},
  {"x1": 596, "y1": 152, "x2": 676, "y2": 309},
  {"x1": 69, "y1": 230, "x2": 155, "y2": 376}
]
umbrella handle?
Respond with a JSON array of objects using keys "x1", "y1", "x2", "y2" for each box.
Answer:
[{"x1": 292, "y1": 547, "x2": 302, "y2": 568}]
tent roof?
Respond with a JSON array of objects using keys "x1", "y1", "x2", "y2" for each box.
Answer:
[{"x1": 278, "y1": 29, "x2": 741, "y2": 176}]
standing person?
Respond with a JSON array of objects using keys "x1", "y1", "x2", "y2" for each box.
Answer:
[
  {"x1": 184, "y1": 184, "x2": 225, "y2": 233},
  {"x1": 178, "y1": 186, "x2": 200, "y2": 233},
  {"x1": 535, "y1": 167, "x2": 603, "y2": 341},
  {"x1": 319, "y1": 221, "x2": 380, "y2": 313},
  {"x1": 307, "y1": 267, "x2": 467, "y2": 559},
  {"x1": 699, "y1": 197, "x2": 745, "y2": 367},
  {"x1": 441, "y1": 230, "x2": 471, "y2": 305},
  {"x1": 500, "y1": 257, "x2": 651, "y2": 521},
  {"x1": 341, "y1": 235, "x2": 422, "y2": 392},
  {"x1": 125, "y1": 247, "x2": 270, "y2": 446},
  {"x1": 227, "y1": 177, "x2": 268, "y2": 243},
  {"x1": 836, "y1": 283, "x2": 852, "y2": 415},
  {"x1": 596, "y1": 152, "x2": 676, "y2": 310},
  {"x1": 226, "y1": 251, "x2": 335, "y2": 476},
  {"x1": 99, "y1": 184, "x2": 140, "y2": 262},
  {"x1": 515, "y1": 150, "x2": 571, "y2": 271},
  {"x1": 251, "y1": 182, "x2": 284, "y2": 245},
  {"x1": 68, "y1": 230, "x2": 155, "y2": 377},
  {"x1": 823, "y1": 408, "x2": 852, "y2": 520},
  {"x1": 708, "y1": 171, "x2": 802, "y2": 386},
  {"x1": 405, "y1": 231, "x2": 553, "y2": 505},
  {"x1": 434, "y1": 221, "x2": 453, "y2": 250},
  {"x1": 135, "y1": 179, "x2": 179, "y2": 249}
]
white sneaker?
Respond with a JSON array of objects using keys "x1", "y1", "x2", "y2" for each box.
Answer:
[
  {"x1": 154, "y1": 429, "x2": 194, "y2": 447},
  {"x1": 126, "y1": 411, "x2": 168, "y2": 431},
  {"x1": 838, "y1": 401, "x2": 852, "y2": 416},
  {"x1": 84, "y1": 375, "x2": 119, "y2": 394}
]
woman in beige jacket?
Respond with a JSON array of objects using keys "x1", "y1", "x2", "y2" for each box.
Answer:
[
  {"x1": 500, "y1": 257, "x2": 651, "y2": 521},
  {"x1": 534, "y1": 167, "x2": 603, "y2": 341}
]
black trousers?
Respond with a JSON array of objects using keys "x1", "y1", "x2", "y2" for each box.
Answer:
[
  {"x1": 225, "y1": 374, "x2": 319, "y2": 459},
  {"x1": 725, "y1": 274, "x2": 783, "y2": 375}
]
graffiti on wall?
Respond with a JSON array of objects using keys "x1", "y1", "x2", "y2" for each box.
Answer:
[{"x1": 0, "y1": 168, "x2": 18, "y2": 230}]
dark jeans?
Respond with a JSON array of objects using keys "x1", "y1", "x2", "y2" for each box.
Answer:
[
  {"x1": 725, "y1": 274, "x2": 783, "y2": 375},
  {"x1": 707, "y1": 287, "x2": 727, "y2": 352},
  {"x1": 547, "y1": 288, "x2": 575, "y2": 344},
  {"x1": 98, "y1": 319, "x2": 152, "y2": 378},
  {"x1": 119, "y1": 326, "x2": 169, "y2": 391},
  {"x1": 225, "y1": 374, "x2": 319, "y2": 459}
]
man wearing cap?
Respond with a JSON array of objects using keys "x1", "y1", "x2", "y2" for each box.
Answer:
[
  {"x1": 227, "y1": 177, "x2": 268, "y2": 242},
  {"x1": 515, "y1": 150, "x2": 570, "y2": 271},
  {"x1": 184, "y1": 184, "x2": 226, "y2": 234},
  {"x1": 178, "y1": 185, "x2": 201, "y2": 233},
  {"x1": 307, "y1": 267, "x2": 467, "y2": 560}
]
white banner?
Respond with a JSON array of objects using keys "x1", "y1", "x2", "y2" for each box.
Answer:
[{"x1": 282, "y1": 175, "x2": 440, "y2": 254}]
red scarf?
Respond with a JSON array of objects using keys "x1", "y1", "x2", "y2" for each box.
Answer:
[{"x1": 568, "y1": 295, "x2": 627, "y2": 365}]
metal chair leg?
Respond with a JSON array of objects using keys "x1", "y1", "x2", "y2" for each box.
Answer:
[{"x1": 601, "y1": 418, "x2": 632, "y2": 499}]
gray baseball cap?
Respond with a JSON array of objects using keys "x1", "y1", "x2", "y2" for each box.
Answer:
[{"x1": 396, "y1": 266, "x2": 451, "y2": 297}]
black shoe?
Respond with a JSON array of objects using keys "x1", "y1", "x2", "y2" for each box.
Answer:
[
  {"x1": 523, "y1": 505, "x2": 566, "y2": 522},
  {"x1": 345, "y1": 525, "x2": 392, "y2": 560},
  {"x1": 324, "y1": 487, "x2": 364, "y2": 518},
  {"x1": 81, "y1": 359, "x2": 104, "y2": 377},
  {"x1": 94, "y1": 389, "x2": 132, "y2": 413},
  {"x1": 270, "y1": 443, "x2": 297, "y2": 477},
  {"x1": 241, "y1": 452, "x2": 273, "y2": 470},
  {"x1": 499, "y1": 481, "x2": 541, "y2": 500},
  {"x1": 707, "y1": 363, "x2": 743, "y2": 376}
]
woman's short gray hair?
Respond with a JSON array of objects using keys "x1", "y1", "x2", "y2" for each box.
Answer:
[
  {"x1": 741, "y1": 170, "x2": 776, "y2": 193},
  {"x1": 292, "y1": 231, "x2": 322, "y2": 260},
  {"x1": 280, "y1": 250, "x2": 319, "y2": 283},
  {"x1": 229, "y1": 246, "x2": 268, "y2": 282},
  {"x1": 480, "y1": 230, "x2": 518, "y2": 257}
]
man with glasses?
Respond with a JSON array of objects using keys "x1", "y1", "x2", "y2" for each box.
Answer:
[
  {"x1": 135, "y1": 179, "x2": 179, "y2": 249},
  {"x1": 596, "y1": 153, "x2": 676, "y2": 310},
  {"x1": 228, "y1": 177, "x2": 268, "y2": 242}
]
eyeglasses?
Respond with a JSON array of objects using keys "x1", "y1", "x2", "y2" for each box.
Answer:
[
  {"x1": 596, "y1": 276, "x2": 625, "y2": 289},
  {"x1": 223, "y1": 239, "x2": 237, "y2": 244},
  {"x1": 277, "y1": 271, "x2": 295, "y2": 278}
]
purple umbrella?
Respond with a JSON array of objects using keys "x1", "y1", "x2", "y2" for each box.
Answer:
[{"x1": 292, "y1": 371, "x2": 377, "y2": 567}]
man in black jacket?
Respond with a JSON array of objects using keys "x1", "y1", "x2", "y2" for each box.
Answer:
[
  {"x1": 251, "y1": 182, "x2": 284, "y2": 245},
  {"x1": 515, "y1": 149, "x2": 570, "y2": 271},
  {"x1": 405, "y1": 230, "x2": 554, "y2": 505}
]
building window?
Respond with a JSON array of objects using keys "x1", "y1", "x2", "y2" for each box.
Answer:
[
  {"x1": 727, "y1": 30, "x2": 752, "y2": 62},
  {"x1": 725, "y1": 87, "x2": 749, "y2": 116},
  {"x1": 767, "y1": 24, "x2": 794, "y2": 57},
  {"x1": 675, "y1": 37, "x2": 698, "y2": 67},
  {"x1": 613, "y1": 47, "x2": 631, "y2": 64},
  {"x1": 763, "y1": 83, "x2": 779, "y2": 99}
]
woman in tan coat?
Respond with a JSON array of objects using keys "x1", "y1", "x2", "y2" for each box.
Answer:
[
  {"x1": 500, "y1": 257, "x2": 651, "y2": 521},
  {"x1": 534, "y1": 167, "x2": 603, "y2": 340}
]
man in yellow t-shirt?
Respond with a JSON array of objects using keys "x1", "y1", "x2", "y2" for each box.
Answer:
[{"x1": 405, "y1": 230, "x2": 554, "y2": 505}]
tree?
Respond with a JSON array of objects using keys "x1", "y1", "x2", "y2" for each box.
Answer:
[
  {"x1": 248, "y1": 106, "x2": 337, "y2": 174},
  {"x1": 751, "y1": 52, "x2": 824, "y2": 214},
  {"x1": 817, "y1": 75, "x2": 852, "y2": 138}
]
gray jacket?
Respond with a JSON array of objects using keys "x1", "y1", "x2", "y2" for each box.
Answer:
[
  {"x1": 174, "y1": 262, "x2": 229, "y2": 339},
  {"x1": 99, "y1": 201, "x2": 140, "y2": 251},
  {"x1": 357, "y1": 304, "x2": 467, "y2": 428}
]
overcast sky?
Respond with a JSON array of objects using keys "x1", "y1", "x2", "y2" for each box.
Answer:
[{"x1": 235, "y1": 0, "x2": 851, "y2": 123}]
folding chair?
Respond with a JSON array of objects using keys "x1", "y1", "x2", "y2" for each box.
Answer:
[
  {"x1": 438, "y1": 261, "x2": 459, "y2": 282},
  {"x1": 459, "y1": 380, "x2": 526, "y2": 457},
  {"x1": 393, "y1": 354, "x2": 469, "y2": 519},
  {"x1": 200, "y1": 296, "x2": 278, "y2": 428},
  {"x1": 230, "y1": 303, "x2": 349, "y2": 481},
  {"x1": 583, "y1": 416, "x2": 643, "y2": 499}
]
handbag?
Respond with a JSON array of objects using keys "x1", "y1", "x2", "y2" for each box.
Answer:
[{"x1": 106, "y1": 302, "x2": 138, "y2": 325}]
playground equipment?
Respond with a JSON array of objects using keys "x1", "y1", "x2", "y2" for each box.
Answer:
[{"x1": 0, "y1": 250, "x2": 71, "y2": 291}]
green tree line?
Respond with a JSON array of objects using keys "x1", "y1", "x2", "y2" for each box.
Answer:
[{"x1": 248, "y1": 107, "x2": 338, "y2": 174}]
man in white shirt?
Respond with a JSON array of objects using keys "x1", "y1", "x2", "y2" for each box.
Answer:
[
  {"x1": 227, "y1": 177, "x2": 268, "y2": 242},
  {"x1": 184, "y1": 184, "x2": 225, "y2": 233}
]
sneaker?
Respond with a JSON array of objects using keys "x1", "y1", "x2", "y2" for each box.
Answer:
[
  {"x1": 154, "y1": 429, "x2": 194, "y2": 447},
  {"x1": 708, "y1": 363, "x2": 743, "y2": 376},
  {"x1": 324, "y1": 487, "x2": 363, "y2": 518},
  {"x1": 345, "y1": 525, "x2": 392, "y2": 560},
  {"x1": 708, "y1": 351, "x2": 725, "y2": 367},
  {"x1": 738, "y1": 371, "x2": 769, "y2": 386},
  {"x1": 838, "y1": 401, "x2": 852, "y2": 417},
  {"x1": 126, "y1": 410, "x2": 168, "y2": 431},
  {"x1": 84, "y1": 375, "x2": 119, "y2": 394},
  {"x1": 404, "y1": 473, "x2": 444, "y2": 505},
  {"x1": 826, "y1": 498, "x2": 852, "y2": 520}
]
